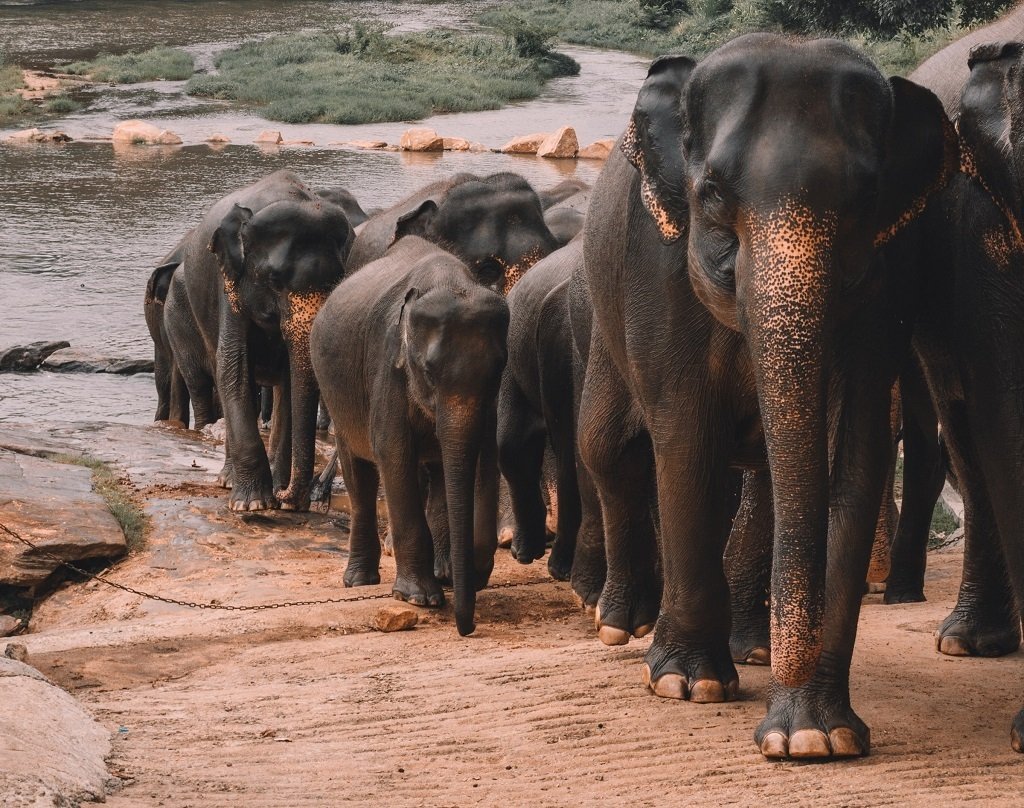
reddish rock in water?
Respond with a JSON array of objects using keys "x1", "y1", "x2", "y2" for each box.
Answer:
[
  {"x1": 537, "y1": 126, "x2": 578, "y2": 159},
  {"x1": 578, "y1": 139, "x2": 614, "y2": 160},
  {"x1": 112, "y1": 120, "x2": 182, "y2": 146},
  {"x1": 400, "y1": 128, "x2": 444, "y2": 152},
  {"x1": 500, "y1": 132, "x2": 548, "y2": 155}
]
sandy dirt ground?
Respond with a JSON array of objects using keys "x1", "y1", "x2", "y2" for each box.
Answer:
[{"x1": 7, "y1": 423, "x2": 1024, "y2": 807}]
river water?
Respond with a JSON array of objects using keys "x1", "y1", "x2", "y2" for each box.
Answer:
[{"x1": 0, "y1": 0, "x2": 649, "y2": 424}]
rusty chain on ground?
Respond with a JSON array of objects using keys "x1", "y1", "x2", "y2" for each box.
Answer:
[{"x1": 0, "y1": 522, "x2": 554, "y2": 612}]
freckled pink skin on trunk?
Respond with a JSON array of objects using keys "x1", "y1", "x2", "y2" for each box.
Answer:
[{"x1": 743, "y1": 198, "x2": 837, "y2": 689}]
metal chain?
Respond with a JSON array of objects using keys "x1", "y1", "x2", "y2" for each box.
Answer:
[{"x1": 0, "y1": 522, "x2": 552, "y2": 612}]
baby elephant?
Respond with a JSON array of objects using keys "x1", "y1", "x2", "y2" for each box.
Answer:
[{"x1": 311, "y1": 237, "x2": 509, "y2": 636}]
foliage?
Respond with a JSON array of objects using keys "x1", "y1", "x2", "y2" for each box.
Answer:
[
  {"x1": 186, "y1": 24, "x2": 579, "y2": 125},
  {"x1": 66, "y1": 46, "x2": 195, "y2": 83},
  {"x1": 43, "y1": 94, "x2": 81, "y2": 114}
]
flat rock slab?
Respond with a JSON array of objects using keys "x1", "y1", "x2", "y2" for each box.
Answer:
[
  {"x1": 0, "y1": 341, "x2": 70, "y2": 372},
  {"x1": 0, "y1": 450, "x2": 125, "y2": 588},
  {"x1": 0, "y1": 657, "x2": 113, "y2": 807}
]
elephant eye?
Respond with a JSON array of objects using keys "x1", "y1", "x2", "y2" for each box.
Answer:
[
  {"x1": 474, "y1": 258, "x2": 504, "y2": 286},
  {"x1": 699, "y1": 179, "x2": 726, "y2": 211}
]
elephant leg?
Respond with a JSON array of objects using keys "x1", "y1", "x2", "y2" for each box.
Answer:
[
  {"x1": 497, "y1": 379, "x2": 548, "y2": 566},
  {"x1": 152, "y1": 336, "x2": 172, "y2": 422},
  {"x1": 426, "y1": 464, "x2": 452, "y2": 583},
  {"x1": 756, "y1": 359, "x2": 891, "y2": 760},
  {"x1": 380, "y1": 447, "x2": 443, "y2": 607},
  {"x1": 886, "y1": 359, "x2": 943, "y2": 604},
  {"x1": 496, "y1": 478, "x2": 515, "y2": 549},
  {"x1": 725, "y1": 469, "x2": 773, "y2": 666},
  {"x1": 867, "y1": 384, "x2": 902, "y2": 591},
  {"x1": 935, "y1": 403, "x2": 1020, "y2": 657},
  {"x1": 260, "y1": 386, "x2": 274, "y2": 431},
  {"x1": 570, "y1": 458, "x2": 606, "y2": 609},
  {"x1": 316, "y1": 396, "x2": 331, "y2": 432},
  {"x1": 340, "y1": 449, "x2": 382, "y2": 587},
  {"x1": 543, "y1": 394, "x2": 581, "y2": 583},
  {"x1": 168, "y1": 363, "x2": 191, "y2": 427},
  {"x1": 577, "y1": 333, "x2": 659, "y2": 644},
  {"x1": 269, "y1": 383, "x2": 292, "y2": 493},
  {"x1": 473, "y1": 405, "x2": 500, "y2": 591}
]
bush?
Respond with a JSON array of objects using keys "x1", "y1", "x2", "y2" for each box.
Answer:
[
  {"x1": 186, "y1": 25, "x2": 579, "y2": 125},
  {"x1": 66, "y1": 46, "x2": 195, "y2": 83},
  {"x1": 44, "y1": 94, "x2": 81, "y2": 114}
]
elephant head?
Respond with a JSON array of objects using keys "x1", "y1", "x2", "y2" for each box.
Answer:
[
  {"x1": 623, "y1": 35, "x2": 957, "y2": 688},
  {"x1": 396, "y1": 255, "x2": 510, "y2": 635},
  {"x1": 959, "y1": 41, "x2": 1024, "y2": 255},
  {"x1": 210, "y1": 194, "x2": 354, "y2": 509},
  {"x1": 393, "y1": 173, "x2": 560, "y2": 295}
]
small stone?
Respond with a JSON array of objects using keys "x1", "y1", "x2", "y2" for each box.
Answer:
[
  {"x1": 112, "y1": 120, "x2": 182, "y2": 146},
  {"x1": 254, "y1": 130, "x2": 283, "y2": 145},
  {"x1": 342, "y1": 140, "x2": 388, "y2": 150},
  {"x1": 282, "y1": 139, "x2": 315, "y2": 146},
  {"x1": 537, "y1": 125, "x2": 578, "y2": 159},
  {"x1": 500, "y1": 132, "x2": 548, "y2": 155},
  {"x1": 0, "y1": 616, "x2": 20, "y2": 637},
  {"x1": 6, "y1": 127, "x2": 43, "y2": 143},
  {"x1": 578, "y1": 139, "x2": 614, "y2": 160},
  {"x1": 206, "y1": 133, "x2": 231, "y2": 144},
  {"x1": 372, "y1": 605, "x2": 419, "y2": 632},
  {"x1": 4, "y1": 642, "x2": 27, "y2": 662},
  {"x1": 442, "y1": 137, "x2": 471, "y2": 151},
  {"x1": 399, "y1": 128, "x2": 444, "y2": 152}
]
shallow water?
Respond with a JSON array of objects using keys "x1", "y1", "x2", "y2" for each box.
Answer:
[{"x1": 0, "y1": 0, "x2": 649, "y2": 425}]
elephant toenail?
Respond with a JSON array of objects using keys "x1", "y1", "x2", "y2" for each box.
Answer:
[
  {"x1": 829, "y1": 727, "x2": 867, "y2": 757},
  {"x1": 633, "y1": 623, "x2": 654, "y2": 639},
  {"x1": 689, "y1": 679, "x2": 727, "y2": 703},
  {"x1": 760, "y1": 731, "x2": 788, "y2": 759},
  {"x1": 651, "y1": 673, "x2": 688, "y2": 700},
  {"x1": 788, "y1": 729, "x2": 831, "y2": 758},
  {"x1": 598, "y1": 625, "x2": 631, "y2": 646}
]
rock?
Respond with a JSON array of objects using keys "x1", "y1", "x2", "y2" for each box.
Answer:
[
  {"x1": 0, "y1": 617, "x2": 21, "y2": 637},
  {"x1": 0, "y1": 450, "x2": 127, "y2": 588},
  {"x1": 469, "y1": 142, "x2": 490, "y2": 153},
  {"x1": 0, "y1": 656, "x2": 114, "y2": 805},
  {"x1": 201, "y1": 419, "x2": 227, "y2": 444},
  {"x1": 4, "y1": 641, "x2": 27, "y2": 660},
  {"x1": 104, "y1": 358, "x2": 155, "y2": 375},
  {"x1": 4, "y1": 128, "x2": 68, "y2": 144},
  {"x1": 373, "y1": 605, "x2": 419, "y2": 632},
  {"x1": 255, "y1": 130, "x2": 283, "y2": 145},
  {"x1": 112, "y1": 120, "x2": 182, "y2": 146},
  {"x1": 399, "y1": 128, "x2": 444, "y2": 152},
  {"x1": 41, "y1": 349, "x2": 154, "y2": 375},
  {"x1": 0, "y1": 340, "x2": 71, "y2": 371},
  {"x1": 443, "y1": 137, "x2": 472, "y2": 151},
  {"x1": 333, "y1": 140, "x2": 388, "y2": 150},
  {"x1": 282, "y1": 139, "x2": 315, "y2": 146},
  {"x1": 537, "y1": 125, "x2": 579, "y2": 159},
  {"x1": 500, "y1": 132, "x2": 548, "y2": 155},
  {"x1": 578, "y1": 139, "x2": 615, "y2": 160},
  {"x1": 206, "y1": 133, "x2": 231, "y2": 144}
]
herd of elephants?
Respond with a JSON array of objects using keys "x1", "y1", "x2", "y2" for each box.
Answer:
[{"x1": 138, "y1": 17, "x2": 1024, "y2": 761}]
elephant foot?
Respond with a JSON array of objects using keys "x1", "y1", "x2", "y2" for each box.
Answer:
[
  {"x1": 546, "y1": 539, "x2": 573, "y2": 582},
  {"x1": 510, "y1": 530, "x2": 546, "y2": 565},
  {"x1": 1012, "y1": 709, "x2": 1024, "y2": 753},
  {"x1": 936, "y1": 604, "x2": 1021, "y2": 657},
  {"x1": 228, "y1": 476, "x2": 278, "y2": 512},
  {"x1": 642, "y1": 622, "x2": 738, "y2": 703},
  {"x1": 276, "y1": 485, "x2": 310, "y2": 512},
  {"x1": 393, "y1": 573, "x2": 444, "y2": 608},
  {"x1": 217, "y1": 460, "x2": 234, "y2": 489},
  {"x1": 434, "y1": 550, "x2": 452, "y2": 585},
  {"x1": 382, "y1": 529, "x2": 395, "y2": 557},
  {"x1": 755, "y1": 677, "x2": 869, "y2": 760},
  {"x1": 497, "y1": 524, "x2": 514, "y2": 549},
  {"x1": 343, "y1": 563, "x2": 381, "y2": 587},
  {"x1": 594, "y1": 581, "x2": 659, "y2": 646},
  {"x1": 569, "y1": 543, "x2": 606, "y2": 609},
  {"x1": 883, "y1": 581, "x2": 926, "y2": 604},
  {"x1": 730, "y1": 630, "x2": 770, "y2": 666}
]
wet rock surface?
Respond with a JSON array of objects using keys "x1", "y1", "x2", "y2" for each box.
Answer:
[
  {"x1": 537, "y1": 125, "x2": 579, "y2": 158},
  {"x1": 0, "y1": 341, "x2": 71, "y2": 371},
  {"x1": 42, "y1": 349, "x2": 154, "y2": 375}
]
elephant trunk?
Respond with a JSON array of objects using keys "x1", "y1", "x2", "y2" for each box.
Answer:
[
  {"x1": 740, "y1": 200, "x2": 836, "y2": 688},
  {"x1": 438, "y1": 396, "x2": 486, "y2": 637},
  {"x1": 280, "y1": 290, "x2": 331, "y2": 511}
]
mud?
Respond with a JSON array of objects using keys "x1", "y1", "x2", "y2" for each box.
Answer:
[{"x1": 4, "y1": 422, "x2": 1024, "y2": 806}]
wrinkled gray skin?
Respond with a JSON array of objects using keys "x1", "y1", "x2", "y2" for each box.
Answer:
[
  {"x1": 170, "y1": 170, "x2": 353, "y2": 512},
  {"x1": 910, "y1": 40, "x2": 1024, "y2": 751},
  {"x1": 317, "y1": 187, "x2": 370, "y2": 228},
  {"x1": 311, "y1": 236, "x2": 509, "y2": 636},
  {"x1": 544, "y1": 188, "x2": 591, "y2": 247},
  {"x1": 538, "y1": 178, "x2": 590, "y2": 210},
  {"x1": 144, "y1": 235, "x2": 192, "y2": 425},
  {"x1": 576, "y1": 36, "x2": 955, "y2": 759},
  {"x1": 347, "y1": 172, "x2": 559, "y2": 292}
]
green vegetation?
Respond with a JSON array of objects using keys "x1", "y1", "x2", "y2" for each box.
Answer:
[
  {"x1": 43, "y1": 94, "x2": 81, "y2": 114},
  {"x1": 0, "y1": 53, "x2": 30, "y2": 125},
  {"x1": 49, "y1": 453, "x2": 147, "y2": 553},
  {"x1": 929, "y1": 497, "x2": 961, "y2": 548},
  {"x1": 186, "y1": 21, "x2": 580, "y2": 125},
  {"x1": 66, "y1": 46, "x2": 195, "y2": 83},
  {"x1": 479, "y1": 0, "x2": 1009, "y2": 75}
]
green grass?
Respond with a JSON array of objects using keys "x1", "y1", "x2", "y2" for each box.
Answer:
[
  {"x1": 186, "y1": 22, "x2": 579, "y2": 125},
  {"x1": 0, "y1": 58, "x2": 30, "y2": 125},
  {"x1": 43, "y1": 94, "x2": 81, "y2": 114},
  {"x1": 478, "y1": 0, "x2": 979, "y2": 76},
  {"x1": 48, "y1": 453, "x2": 147, "y2": 553},
  {"x1": 66, "y1": 46, "x2": 195, "y2": 83}
]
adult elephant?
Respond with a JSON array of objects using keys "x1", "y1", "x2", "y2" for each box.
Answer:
[
  {"x1": 347, "y1": 172, "x2": 559, "y2": 292},
  {"x1": 173, "y1": 169, "x2": 354, "y2": 512},
  {"x1": 144, "y1": 235, "x2": 192, "y2": 426},
  {"x1": 311, "y1": 237, "x2": 508, "y2": 636},
  {"x1": 544, "y1": 188, "x2": 590, "y2": 247},
  {"x1": 576, "y1": 36, "x2": 955, "y2": 759},
  {"x1": 911, "y1": 41, "x2": 1024, "y2": 749}
]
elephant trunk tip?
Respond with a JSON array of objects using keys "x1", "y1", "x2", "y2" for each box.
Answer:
[{"x1": 456, "y1": 606, "x2": 476, "y2": 637}]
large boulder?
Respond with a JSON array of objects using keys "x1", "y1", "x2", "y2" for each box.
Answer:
[
  {"x1": 500, "y1": 132, "x2": 548, "y2": 155},
  {"x1": 254, "y1": 129, "x2": 283, "y2": 145},
  {"x1": 537, "y1": 126, "x2": 578, "y2": 159},
  {"x1": 0, "y1": 341, "x2": 70, "y2": 371},
  {"x1": 442, "y1": 136, "x2": 472, "y2": 151},
  {"x1": 112, "y1": 119, "x2": 182, "y2": 146},
  {"x1": 41, "y1": 349, "x2": 154, "y2": 375},
  {"x1": 0, "y1": 450, "x2": 126, "y2": 589},
  {"x1": 400, "y1": 128, "x2": 444, "y2": 152},
  {"x1": 578, "y1": 139, "x2": 615, "y2": 160},
  {"x1": 6, "y1": 128, "x2": 72, "y2": 144},
  {"x1": 0, "y1": 656, "x2": 114, "y2": 805}
]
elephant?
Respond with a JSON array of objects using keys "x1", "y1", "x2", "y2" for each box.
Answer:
[
  {"x1": 497, "y1": 236, "x2": 605, "y2": 591},
  {"x1": 168, "y1": 169, "x2": 354, "y2": 512},
  {"x1": 346, "y1": 172, "x2": 559, "y2": 292},
  {"x1": 317, "y1": 187, "x2": 370, "y2": 228},
  {"x1": 144, "y1": 235, "x2": 192, "y2": 426},
  {"x1": 575, "y1": 35, "x2": 956, "y2": 759},
  {"x1": 908, "y1": 40, "x2": 1024, "y2": 749},
  {"x1": 538, "y1": 178, "x2": 590, "y2": 210},
  {"x1": 310, "y1": 236, "x2": 509, "y2": 636},
  {"x1": 544, "y1": 188, "x2": 591, "y2": 248}
]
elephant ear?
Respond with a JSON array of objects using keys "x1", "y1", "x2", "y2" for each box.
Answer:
[
  {"x1": 392, "y1": 286, "x2": 421, "y2": 369},
  {"x1": 620, "y1": 54, "x2": 697, "y2": 244},
  {"x1": 874, "y1": 77, "x2": 959, "y2": 247},
  {"x1": 208, "y1": 204, "x2": 254, "y2": 280},
  {"x1": 144, "y1": 259, "x2": 180, "y2": 305},
  {"x1": 958, "y1": 41, "x2": 1024, "y2": 250},
  {"x1": 392, "y1": 200, "x2": 439, "y2": 245}
]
